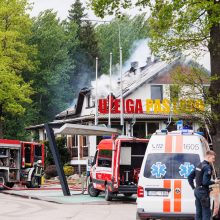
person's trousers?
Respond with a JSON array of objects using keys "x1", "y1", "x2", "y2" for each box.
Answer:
[{"x1": 194, "y1": 188, "x2": 211, "y2": 220}]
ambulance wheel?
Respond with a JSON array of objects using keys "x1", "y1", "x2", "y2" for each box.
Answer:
[
  {"x1": 124, "y1": 193, "x2": 133, "y2": 197},
  {"x1": 136, "y1": 212, "x2": 142, "y2": 220},
  {"x1": 105, "y1": 185, "x2": 112, "y2": 201},
  {"x1": 88, "y1": 183, "x2": 100, "y2": 197}
]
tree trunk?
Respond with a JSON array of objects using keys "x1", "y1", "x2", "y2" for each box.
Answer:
[
  {"x1": 209, "y1": 22, "x2": 220, "y2": 166},
  {"x1": 0, "y1": 104, "x2": 3, "y2": 138}
]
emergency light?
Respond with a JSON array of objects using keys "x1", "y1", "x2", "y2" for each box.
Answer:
[
  {"x1": 155, "y1": 129, "x2": 168, "y2": 135},
  {"x1": 181, "y1": 129, "x2": 194, "y2": 135}
]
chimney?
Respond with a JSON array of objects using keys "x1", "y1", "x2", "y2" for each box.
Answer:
[
  {"x1": 146, "y1": 57, "x2": 152, "y2": 66},
  {"x1": 130, "y1": 61, "x2": 138, "y2": 72}
]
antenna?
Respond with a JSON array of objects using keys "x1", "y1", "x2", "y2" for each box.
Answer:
[
  {"x1": 120, "y1": 47, "x2": 124, "y2": 134},
  {"x1": 95, "y1": 57, "x2": 98, "y2": 126},
  {"x1": 108, "y1": 52, "x2": 112, "y2": 127}
]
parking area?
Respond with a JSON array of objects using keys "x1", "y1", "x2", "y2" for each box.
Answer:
[
  {"x1": 0, "y1": 192, "x2": 137, "y2": 220},
  {"x1": 0, "y1": 186, "x2": 136, "y2": 205}
]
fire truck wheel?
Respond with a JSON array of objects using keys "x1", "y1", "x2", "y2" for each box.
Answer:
[
  {"x1": 124, "y1": 193, "x2": 133, "y2": 197},
  {"x1": 136, "y1": 212, "x2": 141, "y2": 220},
  {"x1": 6, "y1": 182, "x2": 14, "y2": 188},
  {"x1": 88, "y1": 183, "x2": 100, "y2": 197},
  {"x1": 105, "y1": 185, "x2": 112, "y2": 201},
  {"x1": 0, "y1": 173, "x2": 6, "y2": 187}
]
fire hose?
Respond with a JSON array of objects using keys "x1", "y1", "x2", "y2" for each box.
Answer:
[{"x1": 0, "y1": 183, "x2": 86, "y2": 191}]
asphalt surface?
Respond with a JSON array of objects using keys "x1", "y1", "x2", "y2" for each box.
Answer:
[
  {"x1": 0, "y1": 192, "x2": 137, "y2": 220},
  {"x1": 0, "y1": 187, "x2": 136, "y2": 204}
]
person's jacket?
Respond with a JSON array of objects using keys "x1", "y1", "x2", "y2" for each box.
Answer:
[{"x1": 188, "y1": 160, "x2": 214, "y2": 190}]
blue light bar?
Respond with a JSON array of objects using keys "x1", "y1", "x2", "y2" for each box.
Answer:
[{"x1": 181, "y1": 129, "x2": 194, "y2": 134}]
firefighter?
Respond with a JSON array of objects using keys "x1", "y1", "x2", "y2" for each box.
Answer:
[{"x1": 188, "y1": 150, "x2": 220, "y2": 220}]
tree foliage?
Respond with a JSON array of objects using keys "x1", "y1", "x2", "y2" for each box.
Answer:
[
  {"x1": 30, "y1": 10, "x2": 75, "y2": 122},
  {"x1": 44, "y1": 137, "x2": 71, "y2": 167},
  {"x1": 0, "y1": 0, "x2": 152, "y2": 141},
  {"x1": 0, "y1": 0, "x2": 35, "y2": 138},
  {"x1": 67, "y1": 1, "x2": 99, "y2": 95}
]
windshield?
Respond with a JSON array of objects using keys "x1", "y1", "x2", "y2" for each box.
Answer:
[{"x1": 144, "y1": 153, "x2": 200, "y2": 179}]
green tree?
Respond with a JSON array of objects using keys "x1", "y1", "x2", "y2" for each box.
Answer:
[
  {"x1": 0, "y1": 0, "x2": 35, "y2": 138},
  {"x1": 89, "y1": 0, "x2": 220, "y2": 161},
  {"x1": 44, "y1": 137, "x2": 71, "y2": 167},
  {"x1": 68, "y1": 0, "x2": 99, "y2": 95},
  {"x1": 96, "y1": 14, "x2": 149, "y2": 73},
  {"x1": 30, "y1": 10, "x2": 75, "y2": 123},
  {"x1": 68, "y1": 0, "x2": 86, "y2": 27}
]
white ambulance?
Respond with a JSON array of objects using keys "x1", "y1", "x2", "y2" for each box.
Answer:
[{"x1": 136, "y1": 129, "x2": 220, "y2": 220}]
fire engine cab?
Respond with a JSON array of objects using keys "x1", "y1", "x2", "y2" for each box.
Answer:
[
  {"x1": 88, "y1": 136, "x2": 149, "y2": 201},
  {"x1": 0, "y1": 139, "x2": 44, "y2": 188}
]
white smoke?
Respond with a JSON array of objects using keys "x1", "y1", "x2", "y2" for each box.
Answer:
[
  {"x1": 122, "y1": 39, "x2": 151, "y2": 73},
  {"x1": 91, "y1": 39, "x2": 151, "y2": 98}
]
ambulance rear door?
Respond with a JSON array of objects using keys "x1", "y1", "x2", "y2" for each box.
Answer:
[{"x1": 138, "y1": 134, "x2": 202, "y2": 215}]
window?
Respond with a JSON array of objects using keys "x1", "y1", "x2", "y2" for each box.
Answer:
[
  {"x1": 147, "y1": 123, "x2": 159, "y2": 137},
  {"x1": 133, "y1": 122, "x2": 146, "y2": 138},
  {"x1": 86, "y1": 94, "x2": 95, "y2": 108},
  {"x1": 72, "y1": 135, "x2": 78, "y2": 147},
  {"x1": 144, "y1": 153, "x2": 200, "y2": 179},
  {"x1": 167, "y1": 122, "x2": 177, "y2": 132},
  {"x1": 151, "y1": 85, "x2": 163, "y2": 100},
  {"x1": 97, "y1": 150, "x2": 112, "y2": 168},
  {"x1": 87, "y1": 94, "x2": 91, "y2": 108},
  {"x1": 25, "y1": 145, "x2": 31, "y2": 163}
]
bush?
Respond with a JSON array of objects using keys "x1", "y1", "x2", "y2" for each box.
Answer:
[
  {"x1": 44, "y1": 165, "x2": 57, "y2": 179},
  {"x1": 63, "y1": 165, "x2": 74, "y2": 176}
]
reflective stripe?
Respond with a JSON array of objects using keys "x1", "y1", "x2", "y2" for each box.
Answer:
[
  {"x1": 174, "y1": 180, "x2": 182, "y2": 212},
  {"x1": 175, "y1": 135, "x2": 183, "y2": 153},
  {"x1": 163, "y1": 180, "x2": 171, "y2": 212},
  {"x1": 165, "y1": 135, "x2": 172, "y2": 153}
]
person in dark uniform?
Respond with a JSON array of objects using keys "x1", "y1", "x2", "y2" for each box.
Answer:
[{"x1": 188, "y1": 150, "x2": 219, "y2": 220}]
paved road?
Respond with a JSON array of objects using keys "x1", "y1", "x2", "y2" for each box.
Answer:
[{"x1": 0, "y1": 193, "x2": 137, "y2": 220}]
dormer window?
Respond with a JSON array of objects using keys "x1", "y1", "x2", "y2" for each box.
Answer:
[
  {"x1": 86, "y1": 94, "x2": 95, "y2": 108},
  {"x1": 151, "y1": 85, "x2": 163, "y2": 100}
]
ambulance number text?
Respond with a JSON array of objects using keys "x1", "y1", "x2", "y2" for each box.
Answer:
[{"x1": 184, "y1": 144, "x2": 199, "y2": 151}]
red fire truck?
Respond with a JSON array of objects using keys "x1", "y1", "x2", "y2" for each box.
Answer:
[
  {"x1": 88, "y1": 136, "x2": 149, "y2": 201},
  {"x1": 0, "y1": 139, "x2": 44, "y2": 188}
]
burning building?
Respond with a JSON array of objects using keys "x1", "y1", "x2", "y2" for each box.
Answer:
[{"x1": 27, "y1": 57, "x2": 209, "y2": 173}]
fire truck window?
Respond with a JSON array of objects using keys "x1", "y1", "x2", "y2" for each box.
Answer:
[
  {"x1": 34, "y1": 145, "x2": 42, "y2": 162},
  {"x1": 144, "y1": 153, "x2": 200, "y2": 179},
  {"x1": 35, "y1": 145, "x2": 42, "y2": 156},
  {"x1": 25, "y1": 146, "x2": 31, "y2": 163},
  {"x1": 97, "y1": 150, "x2": 112, "y2": 168}
]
